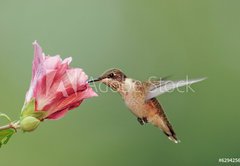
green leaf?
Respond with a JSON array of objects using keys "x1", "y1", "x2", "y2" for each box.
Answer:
[
  {"x1": 21, "y1": 99, "x2": 47, "y2": 120},
  {"x1": 21, "y1": 100, "x2": 35, "y2": 118},
  {"x1": 0, "y1": 129, "x2": 15, "y2": 148},
  {"x1": 32, "y1": 111, "x2": 47, "y2": 119}
]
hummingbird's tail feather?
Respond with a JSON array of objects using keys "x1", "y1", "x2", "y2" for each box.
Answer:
[
  {"x1": 152, "y1": 116, "x2": 180, "y2": 143},
  {"x1": 148, "y1": 98, "x2": 180, "y2": 143},
  {"x1": 158, "y1": 117, "x2": 180, "y2": 143},
  {"x1": 164, "y1": 129, "x2": 180, "y2": 144},
  {"x1": 167, "y1": 136, "x2": 180, "y2": 144}
]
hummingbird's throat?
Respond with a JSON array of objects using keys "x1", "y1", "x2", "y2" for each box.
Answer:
[
  {"x1": 105, "y1": 78, "x2": 137, "y2": 95},
  {"x1": 103, "y1": 79, "x2": 122, "y2": 92}
]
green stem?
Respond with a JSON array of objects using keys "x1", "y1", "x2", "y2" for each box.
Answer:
[{"x1": 0, "y1": 121, "x2": 20, "y2": 131}]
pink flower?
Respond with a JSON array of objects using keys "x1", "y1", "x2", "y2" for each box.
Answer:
[{"x1": 21, "y1": 41, "x2": 97, "y2": 130}]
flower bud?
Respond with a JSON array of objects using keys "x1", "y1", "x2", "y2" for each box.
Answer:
[{"x1": 20, "y1": 116, "x2": 40, "y2": 132}]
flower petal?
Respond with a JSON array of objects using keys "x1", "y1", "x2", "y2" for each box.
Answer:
[
  {"x1": 46, "y1": 108, "x2": 69, "y2": 120},
  {"x1": 32, "y1": 41, "x2": 44, "y2": 80},
  {"x1": 24, "y1": 41, "x2": 98, "y2": 121},
  {"x1": 25, "y1": 41, "x2": 45, "y2": 102},
  {"x1": 43, "y1": 55, "x2": 62, "y2": 70},
  {"x1": 41, "y1": 68, "x2": 97, "y2": 118}
]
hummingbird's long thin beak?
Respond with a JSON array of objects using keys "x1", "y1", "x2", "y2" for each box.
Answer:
[{"x1": 87, "y1": 78, "x2": 102, "y2": 83}]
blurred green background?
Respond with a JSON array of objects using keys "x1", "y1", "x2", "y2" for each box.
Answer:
[{"x1": 0, "y1": 0, "x2": 239, "y2": 166}]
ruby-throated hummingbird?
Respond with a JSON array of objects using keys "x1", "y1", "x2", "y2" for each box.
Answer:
[{"x1": 88, "y1": 69, "x2": 205, "y2": 143}]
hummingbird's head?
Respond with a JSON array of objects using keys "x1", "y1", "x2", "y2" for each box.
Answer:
[{"x1": 88, "y1": 68, "x2": 127, "y2": 90}]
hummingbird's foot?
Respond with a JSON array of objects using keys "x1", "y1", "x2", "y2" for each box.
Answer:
[
  {"x1": 137, "y1": 117, "x2": 148, "y2": 125},
  {"x1": 142, "y1": 117, "x2": 148, "y2": 123},
  {"x1": 137, "y1": 118, "x2": 144, "y2": 125}
]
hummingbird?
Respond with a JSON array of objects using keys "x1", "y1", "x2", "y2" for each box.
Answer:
[{"x1": 88, "y1": 68, "x2": 205, "y2": 143}]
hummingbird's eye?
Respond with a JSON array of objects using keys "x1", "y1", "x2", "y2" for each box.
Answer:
[{"x1": 108, "y1": 73, "x2": 114, "y2": 78}]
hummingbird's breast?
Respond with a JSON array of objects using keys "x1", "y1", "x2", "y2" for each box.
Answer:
[{"x1": 121, "y1": 78, "x2": 150, "y2": 118}]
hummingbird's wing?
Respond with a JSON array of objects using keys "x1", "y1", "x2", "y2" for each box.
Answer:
[{"x1": 145, "y1": 78, "x2": 206, "y2": 100}]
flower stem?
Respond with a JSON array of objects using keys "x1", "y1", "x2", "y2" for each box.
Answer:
[{"x1": 0, "y1": 121, "x2": 20, "y2": 132}]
